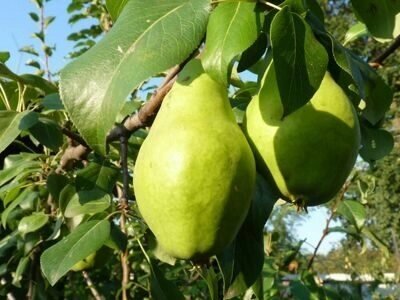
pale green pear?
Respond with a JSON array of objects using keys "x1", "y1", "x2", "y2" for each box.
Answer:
[
  {"x1": 133, "y1": 59, "x2": 256, "y2": 260},
  {"x1": 71, "y1": 252, "x2": 96, "y2": 272},
  {"x1": 244, "y1": 62, "x2": 360, "y2": 207}
]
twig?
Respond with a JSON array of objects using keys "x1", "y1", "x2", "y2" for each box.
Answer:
[
  {"x1": 259, "y1": 1, "x2": 282, "y2": 11},
  {"x1": 82, "y1": 270, "x2": 104, "y2": 300},
  {"x1": 307, "y1": 180, "x2": 352, "y2": 270},
  {"x1": 370, "y1": 34, "x2": 400, "y2": 68},
  {"x1": 39, "y1": 3, "x2": 51, "y2": 81},
  {"x1": 61, "y1": 127, "x2": 89, "y2": 148}
]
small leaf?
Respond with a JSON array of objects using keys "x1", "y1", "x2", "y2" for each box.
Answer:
[
  {"x1": 40, "y1": 220, "x2": 110, "y2": 286},
  {"x1": 344, "y1": 22, "x2": 368, "y2": 45},
  {"x1": 18, "y1": 212, "x2": 49, "y2": 234},
  {"x1": 202, "y1": 1, "x2": 263, "y2": 85},
  {"x1": 336, "y1": 200, "x2": 366, "y2": 230},
  {"x1": 45, "y1": 16, "x2": 55, "y2": 28},
  {"x1": 359, "y1": 126, "x2": 394, "y2": 162},
  {"x1": 12, "y1": 256, "x2": 30, "y2": 287},
  {"x1": 29, "y1": 12, "x2": 39, "y2": 22},
  {"x1": 270, "y1": 7, "x2": 328, "y2": 116},
  {"x1": 351, "y1": 0, "x2": 400, "y2": 41},
  {"x1": 20, "y1": 46, "x2": 39, "y2": 56},
  {"x1": 41, "y1": 93, "x2": 64, "y2": 110},
  {"x1": 47, "y1": 173, "x2": 69, "y2": 202},
  {"x1": 2, "y1": 189, "x2": 39, "y2": 228},
  {"x1": 26, "y1": 59, "x2": 41, "y2": 70},
  {"x1": 203, "y1": 265, "x2": 219, "y2": 300},
  {"x1": 29, "y1": 117, "x2": 64, "y2": 151},
  {"x1": 0, "y1": 111, "x2": 38, "y2": 154}
]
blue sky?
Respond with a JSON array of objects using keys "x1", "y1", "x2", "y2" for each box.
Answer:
[{"x1": 0, "y1": 0, "x2": 344, "y2": 254}]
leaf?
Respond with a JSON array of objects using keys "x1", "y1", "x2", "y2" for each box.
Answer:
[
  {"x1": 336, "y1": 200, "x2": 366, "y2": 230},
  {"x1": 75, "y1": 160, "x2": 120, "y2": 193},
  {"x1": 20, "y1": 46, "x2": 39, "y2": 56},
  {"x1": 270, "y1": 6, "x2": 328, "y2": 116},
  {"x1": 29, "y1": 12, "x2": 40, "y2": 22},
  {"x1": 202, "y1": 1, "x2": 263, "y2": 86},
  {"x1": 359, "y1": 126, "x2": 394, "y2": 162},
  {"x1": 0, "y1": 156, "x2": 41, "y2": 187},
  {"x1": 60, "y1": 0, "x2": 209, "y2": 155},
  {"x1": 106, "y1": 0, "x2": 129, "y2": 21},
  {"x1": 0, "y1": 111, "x2": 38, "y2": 154},
  {"x1": 18, "y1": 212, "x2": 49, "y2": 234},
  {"x1": 2, "y1": 189, "x2": 39, "y2": 228},
  {"x1": 220, "y1": 174, "x2": 279, "y2": 299},
  {"x1": 344, "y1": 22, "x2": 368, "y2": 45},
  {"x1": 29, "y1": 117, "x2": 64, "y2": 151},
  {"x1": 351, "y1": 0, "x2": 400, "y2": 41},
  {"x1": 60, "y1": 185, "x2": 111, "y2": 218},
  {"x1": 105, "y1": 223, "x2": 128, "y2": 251},
  {"x1": 41, "y1": 93, "x2": 64, "y2": 110},
  {"x1": 149, "y1": 259, "x2": 185, "y2": 300},
  {"x1": 26, "y1": 59, "x2": 41, "y2": 69},
  {"x1": 12, "y1": 256, "x2": 30, "y2": 287},
  {"x1": 0, "y1": 52, "x2": 10, "y2": 63},
  {"x1": 203, "y1": 265, "x2": 219, "y2": 300},
  {"x1": 40, "y1": 220, "x2": 110, "y2": 286},
  {"x1": 237, "y1": 33, "x2": 268, "y2": 73},
  {"x1": 47, "y1": 173, "x2": 69, "y2": 202},
  {"x1": 361, "y1": 227, "x2": 390, "y2": 257}
]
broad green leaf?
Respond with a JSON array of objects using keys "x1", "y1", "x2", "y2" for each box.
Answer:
[
  {"x1": 40, "y1": 220, "x2": 110, "y2": 286},
  {"x1": 75, "y1": 160, "x2": 120, "y2": 193},
  {"x1": 202, "y1": 1, "x2": 262, "y2": 85},
  {"x1": 18, "y1": 212, "x2": 49, "y2": 234},
  {"x1": 328, "y1": 225, "x2": 362, "y2": 240},
  {"x1": 60, "y1": 0, "x2": 209, "y2": 155},
  {"x1": 0, "y1": 52, "x2": 10, "y2": 63},
  {"x1": 237, "y1": 33, "x2": 268, "y2": 73},
  {"x1": 221, "y1": 174, "x2": 279, "y2": 299},
  {"x1": 2, "y1": 189, "x2": 39, "y2": 228},
  {"x1": 270, "y1": 7, "x2": 328, "y2": 116},
  {"x1": 336, "y1": 200, "x2": 366, "y2": 230},
  {"x1": 106, "y1": 0, "x2": 129, "y2": 21},
  {"x1": 0, "y1": 111, "x2": 38, "y2": 154},
  {"x1": 351, "y1": 0, "x2": 400, "y2": 41},
  {"x1": 60, "y1": 185, "x2": 111, "y2": 218},
  {"x1": 149, "y1": 259, "x2": 185, "y2": 300},
  {"x1": 29, "y1": 117, "x2": 64, "y2": 151},
  {"x1": 29, "y1": 12, "x2": 39, "y2": 22},
  {"x1": 0, "y1": 155, "x2": 41, "y2": 187},
  {"x1": 344, "y1": 22, "x2": 368, "y2": 45},
  {"x1": 47, "y1": 173, "x2": 69, "y2": 202},
  {"x1": 104, "y1": 223, "x2": 127, "y2": 251},
  {"x1": 19, "y1": 74, "x2": 57, "y2": 94},
  {"x1": 359, "y1": 126, "x2": 394, "y2": 162}
]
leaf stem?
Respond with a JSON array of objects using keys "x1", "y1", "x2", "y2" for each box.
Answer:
[
  {"x1": 260, "y1": 1, "x2": 282, "y2": 11},
  {"x1": 0, "y1": 83, "x2": 11, "y2": 110}
]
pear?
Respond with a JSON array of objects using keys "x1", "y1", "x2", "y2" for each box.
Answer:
[
  {"x1": 244, "y1": 62, "x2": 360, "y2": 207},
  {"x1": 71, "y1": 252, "x2": 96, "y2": 272},
  {"x1": 133, "y1": 59, "x2": 256, "y2": 260}
]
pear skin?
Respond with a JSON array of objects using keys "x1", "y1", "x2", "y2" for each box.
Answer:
[
  {"x1": 244, "y1": 62, "x2": 360, "y2": 206},
  {"x1": 134, "y1": 60, "x2": 256, "y2": 260}
]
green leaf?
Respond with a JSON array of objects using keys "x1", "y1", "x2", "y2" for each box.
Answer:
[
  {"x1": 361, "y1": 227, "x2": 390, "y2": 257},
  {"x1": 12, "y1": 256, "x2": 30, "y2": 287},
  {"x1": 18, "y1": 212, "x2": 49, "y2": 234},
  {"x1": 29, "y1": 117, "x2": 64, "y2": 151},
  {"x1": 343, "y1": 22, "x2": 368, "y2": 45},
  {"x1": 149, "y1": 259, "x2": 185, "y2": 300},
  {"x1": 0, "y1": 52, "x2": 10, "y2": 63},
  {"x1": 336, "y1": 200, "x2": 366, "y2": 230},
  {"x1": 20, "y1": 46, "x2": 39, "y2": 56},
  {"x1": 106, "y1": 0, "x2": 129, "y2": 21},
  {"x1": 19, "y1": 74, "x2": 57, "y2": 94},
  {"x1": 237, "y1": 33, "x2": 268, "y2": 73},
  {"x1": 26, "y1": 59, "x2": 41, "y2": 70},
  {"x1": 41, "y1": 93, "x2": 64, "y2": 110},
  {"x1": 45, "y1": 16, "x2": 56, "y2": 28},
  {"x1": 2, "y1": 189, "x2": 39, "y2": 228},
  {"x1": 60, "y1": 0, "x2": 209, "y2": 155},
  {"x1": 351, "y1": 0, "x2": 400, "y2": 41},
  {"x1": 220, "y1": 174, "x2": 278, "y2": 298},
  {"x1": 359, "y1": 126, "x2": 394, "y2": 162},
  {"x1": 0, "y1": 111, "x2": 38, "y2": 154},
  {"x1": 40, "y1": 220, "x2": 110, "y2": 286},
  {"x1": 202, "y1": 1, "x2": 263, "y2": 86},
  {"x1": 270, "y1": 7, "x2": 328, "y2": 116},
  {"x1": 47, "y1": 173, "x2": 69, "y2": 202},
  {"x1": 203, "y1": 265, "x2": 219, "y2": 300},
  {"x1": 29, "y1": 12, "x2": 40, "y2": 22},
  {"x1": 60, "y1": 184, "x2": 111, "y2": 218},
  {"x1": 75, "y1": 160, "x2": 120, "y2": 193},
  {"x1": 105, "y1": 223, "x2": 127, "y2": 251},
  {"x1": 0, "y1": 154, "x2": 41, "y2": 187}
]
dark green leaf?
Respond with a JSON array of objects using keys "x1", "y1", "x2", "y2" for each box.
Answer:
[
  {"x1": 75, "y1": 160, "x2": 120, "y2": 193},
  {"x1": 270, "y1": 7, "x2": 328, "y2": 116},
  {"x1": 0, "y1": 52, "x2": 10, "y2": 63},
  {"x1": 351, "y1": 0, "x2": 400, "y2": 41},
  {"x1": 237, "y1": 33, "x2": 268, "y2": 73},
  {"x1": 47, "y1": 173, "x2": 69, "y2": 202},
  {"x1": 19, "y1": 74, "x2": 58, "y2": 94},
  {"x1": 0, "y1": 111, "x2": 38, "y2": 154},
  {"x1": 41, "y1": 93, "x2": 64, "y2": 110},
  {"x1": 29, "y1": 12, "x2": 40, "y2": 22},
  {"x1": 106, "y1": 0, "x2": 129, "y2": 21},
  {"x1": 202, "y1": 1, "x2": 263, "y2": 85},
  {"x1": 359, "y1": 126, "x2": 394, "y2": 162},
  {"x1": 26, "y1": 60, "x2": 41, "y2": 70},
  {"x1": 40, "y1": 220, "x2": 110, "y2": 285},
  {"x1": 150, "y1": 259, "x2": 185, "y2": 300},
  {"x1": 105, "y1": 223, "x2": 128, "y2": 251},
  {"x1": 18, "y1": 212, "x2": 49, "y2": 234},
  {"x1": 60, "y1": 0, "x2": 209, "y2": 155},
  {"x1": 29, "y1": 117, "x2": 64, "y2": 151},
  {"x1": 2, "y1": 189, "x2": 39, "y2": 228}
]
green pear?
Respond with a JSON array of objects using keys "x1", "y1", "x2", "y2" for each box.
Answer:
[
  {"x1": 71, "y1": 252, "x2": 96, "y2": 272},
  {"x1": 133, "y1": 59, "x2": 256, "y2": 260},
  {"x1": 244, "y1": 62, "x2": 360, "y2": 207}
]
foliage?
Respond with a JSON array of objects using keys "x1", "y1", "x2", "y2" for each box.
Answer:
[{"x1": 0, "y1": 0, "x2": 399, "y2": 299}]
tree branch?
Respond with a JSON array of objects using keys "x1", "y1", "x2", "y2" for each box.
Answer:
[
  {"x1": 82, "y1": 270, "x2": 104, "y2": 300},
  {"x1": 307, "y1": 179, "x2": 353, "y2": 270},
  {"x1": 370, "y1": 34, "x2": 400, "y2": 68}
]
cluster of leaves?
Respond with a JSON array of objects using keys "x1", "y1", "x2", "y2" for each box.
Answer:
[{"x1": 1, "y1": 0, "x2": 400, "y2": 299}]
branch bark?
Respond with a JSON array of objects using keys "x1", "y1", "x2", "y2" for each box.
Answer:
[
  {"x1": 82, "y1": 270, "x2": 104, "y2": 300},
  {"x1": 370, "y1": 34, "x2": 400, "y2": 68}
]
